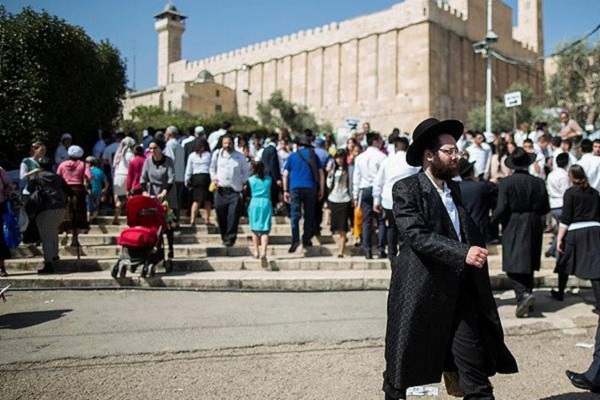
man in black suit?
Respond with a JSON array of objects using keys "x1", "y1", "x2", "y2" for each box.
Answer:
[
  {"x1": 457, "y1": 158, "x2": 496, "y2": 242},
  {"x1": 490, "y1": 148, "x2": 550, "y2": 318},
  {"x1": 383, "y1": 118, "x2": 517, "y2": 400}
]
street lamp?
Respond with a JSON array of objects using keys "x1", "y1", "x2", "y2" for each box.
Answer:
[{"x1": 472, "y1": 0, "x2": 498, "y2": 138}]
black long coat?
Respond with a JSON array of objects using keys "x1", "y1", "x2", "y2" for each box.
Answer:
[
  {"x1": 490, "y1": 170, "x2": 550, "y2": 274},
  {"x1": 459, "y1": 178, "x2": 496, "y2": 240},
  {"x1": 384, "y1": 172, "x2": 517, "y2": 393}
]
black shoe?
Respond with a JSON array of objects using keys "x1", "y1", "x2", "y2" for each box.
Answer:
[
  {"x1": 365, "y1": 251, "x2": 373, "y2": 260},
  {"x1": 516, "y1": 293, "x2": 536, "y2": 318},
  {"x1": 288, "y1": 242, "x2": 300, "y2": 253},
  {"x1": 544, "y1": 250, "x2": 554, "y2": 258},
  {"x1": 224, "y1": 241, "x2": 234, "y2": 247},
  {"x1": 593, "y1": 308, "x2": 600, "y2": 316},
  {"x1": 37, "y1": 262, "x2": 54, "y2": 275},
  {"x1": 302, "y1": 242, "x2": 313, "y2": 248},
  {"x1": 550, "y1": 289, "x2": 564, "y2": 301},
  {"x1": 379, "y1": 251, "x2": 387, "y2": 259},
  {"x1": 566, "y1": 370, "x2": 600, "y2": 393}
]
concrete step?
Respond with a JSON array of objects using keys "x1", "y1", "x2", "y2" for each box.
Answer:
[
  {"x1": 94, "y1": 215, "x2": 292, "y2": 225},
  {"x1": 0, "y1": 268, "x2": 590, "y2": 292},
  {"x1": 86, "y1": 224, "x2": 299, "y2": 235}
]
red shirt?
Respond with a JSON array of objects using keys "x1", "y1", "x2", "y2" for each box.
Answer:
[{"x1": 126, "y1": 155, "x2": 146, "y2": 193}]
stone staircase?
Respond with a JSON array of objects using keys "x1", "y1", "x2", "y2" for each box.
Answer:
[{"x1": 0, "y1": 213, "x2": 579, "y2": 291}]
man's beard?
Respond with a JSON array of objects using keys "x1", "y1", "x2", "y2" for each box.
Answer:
[{"x1": 430, "y1": 154, "x2": 458, "y2": 181}]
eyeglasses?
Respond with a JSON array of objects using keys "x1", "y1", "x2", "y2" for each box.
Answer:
[{"x1": 437, "y1": 147, "x2": 459, "y2": 156}]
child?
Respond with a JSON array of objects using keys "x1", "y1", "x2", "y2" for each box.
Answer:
[{"x1": 86, "y1": 156, "x2": 108, "y2": 224}]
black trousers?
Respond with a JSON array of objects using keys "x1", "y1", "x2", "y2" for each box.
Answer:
[
  {"x1": 214, "y1": 190, "x2": 241, "y2": 243},
  {"x1": 360, "y1": 187, "x2": 386, "y2": 253},
  {"x1": 384, "y1": 208, "x2": 398, "y2": 262},
  {"x1": 585, "y1": 315, "x2": 600, "y2": 385},
  {"x1": 507, "y1": 272, "x2": 534, "y2": 301}
]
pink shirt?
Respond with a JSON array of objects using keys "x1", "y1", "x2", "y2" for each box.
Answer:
[{"x1": 57, "y1": 160, "x2": 92, "y2": 185}]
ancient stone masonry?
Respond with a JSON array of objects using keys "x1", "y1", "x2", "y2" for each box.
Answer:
[{"x1": 125, "y1": 0, "x2": 544, "y2": 133}]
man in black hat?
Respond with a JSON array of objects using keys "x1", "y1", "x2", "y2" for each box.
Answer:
[
  {"x1": 490, "y1": 147, "x2": 550, "y2": 318},
  {"x1": 383, "y1": 118, "x2": 517, "y2": 400},
  {"x1": 457, "y1": 158, "x2": 497, "y2": 242}
]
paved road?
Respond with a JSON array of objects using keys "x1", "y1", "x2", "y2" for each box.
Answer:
[{"x1": 2, "y1": 289, "x2": 600, "y2": 399}]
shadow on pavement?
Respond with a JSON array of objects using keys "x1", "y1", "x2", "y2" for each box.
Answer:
[
  {"x1": 540, "y1": 392, "x2": 600, "y2": 399},
  {"x1": 0, "y1": 309, "x2": 72, "y2": 330}
]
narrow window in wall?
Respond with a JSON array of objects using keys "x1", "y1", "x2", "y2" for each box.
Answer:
[{"x1": 215, "y1": 104, "x2": 222, "y2": 113}]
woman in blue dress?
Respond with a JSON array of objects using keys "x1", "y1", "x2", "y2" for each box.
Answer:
[{"x1": 247, "y1": 161, "x2": 272, "y2": 268}]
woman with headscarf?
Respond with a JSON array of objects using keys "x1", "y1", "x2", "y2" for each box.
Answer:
[
  {"x1": 54, "y1": 133, "x2": 72, "y2": 168},
  {"x1": 184, "y1": 138, "x2": 212, "y2": 226},
  {"x1": 111, "y1": 136, "x2": 137, "y2": 225},
  {"x1": 56, "y1": 145, "x2": 92, "y2": 247},
  {"x1": 140, "y1": 140, "x2": 176, "y2": 261},
  {"x1": 27, "y1": 157, "x2": 73, "y2": 274}
]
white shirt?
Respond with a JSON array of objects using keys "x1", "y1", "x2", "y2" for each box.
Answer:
[
  {"x1": 466, "y1": 143, "x2": 491, "y2": 178},
  {"x1": 164, "y1": 138, "x2": 185, "y2": 182},
  {"x1": 577, "y1": 153, "x2": 600, "y2": 192},
  {"x1": 546, "y1": 167, "x2": 570, "y2": 209},
  {"x1": 513, "y1": 130, "x2": 528, "y2": 147},
  {"x1": 207, "y1": 128, "x2": 227, "y2": 151},
  {"x1": 373, "y1": 151, "x2": 419, "y2": 209},
  {"x1": 425, "y1": 172, "x2": 461, "y2": 241},
  {"x1": 209, "y1": 148, "x2": 250, "y2": 192},
  {"x1": 185, "y1": 151, "x2": 212, "y2": 182},
  {"x1": 552, "y1": 148, "x2": 577, "y2": 169},
  {"x1": 529, "y1": 151, "x2": 546, "y2": 179},
  {"x1": 327, "y1": 168, "x2": 352, "y2": 203},
  {"x1": 352, "y1": 146, "x2": 387, "y2": 200}
]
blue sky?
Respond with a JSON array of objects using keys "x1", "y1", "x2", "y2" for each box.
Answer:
[{"x1": 4, "y1": 0, "x2": 600, "y2": 90}]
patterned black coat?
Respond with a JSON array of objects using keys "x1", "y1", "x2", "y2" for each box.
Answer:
[{"x1": 383, "y1": 172, "x2": 517, "y2": 394}]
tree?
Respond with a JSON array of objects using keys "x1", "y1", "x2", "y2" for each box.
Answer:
[
  {"x1": 467, "y1": 83, "x2": 541, "y2": 132},
  {"x1": 256, "y1": 90, "x2": 328, "y2": 134},
  {"x1": 0, "y1": 6, "x2": 126, "y2": 168},
  {"x1": 548, "y1": 40, "x2": 600, "y2": 128},
  {"x1": 123, "y1": 106, "x2": 267, "y2": 139}
]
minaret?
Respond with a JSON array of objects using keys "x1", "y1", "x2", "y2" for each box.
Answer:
[
  {"x1": 513, "y1": 0, "x2": 543, "y2": 54},
  {"x1": 154, "y1": 2, "x2": 187, "y2": 87}
]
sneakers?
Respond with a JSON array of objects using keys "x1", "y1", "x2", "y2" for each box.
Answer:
[{"x1": 515, "y1": 293, "x2": 536, "y2": 318}]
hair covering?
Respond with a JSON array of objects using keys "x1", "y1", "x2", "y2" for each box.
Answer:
[
  {"x1": 61, "y1": 133, "x2": 73, "y2": 141},
  {"x1": 195, "y1": 126, "x2": 205, "y2": 135},
  {"x1": 113, "y1": 136, "x2": 137, "y2": 170},
  {"x1": 67, "y1": 145, "x2": 84, "y2": 159}
]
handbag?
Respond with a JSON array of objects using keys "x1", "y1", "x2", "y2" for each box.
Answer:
[{"x1": 3, "y1": 200, "x2": 22, "y2": 249}]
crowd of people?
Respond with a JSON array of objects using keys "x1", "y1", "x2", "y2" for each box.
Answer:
[{"x1": 3, "y1": 110, "x2": 600, "y2": 396}]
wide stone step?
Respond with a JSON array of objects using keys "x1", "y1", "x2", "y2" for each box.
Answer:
[
  {"x1": 94, "y1": 215, "x2": 292, "y2": 225},
  {"x1": 0, "y1": 269, "x2": 591, "y2": 292}
]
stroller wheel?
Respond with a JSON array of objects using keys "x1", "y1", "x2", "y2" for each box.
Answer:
[
  {"x1": 165, "y1": 259, "x2": 173, "y2": 274},
  {"x1": 119, "y1": 263, "x2": 127, "y2": 278},
  {"x1": 111, "y1": 262, "x2": 119, "y2": 279}
]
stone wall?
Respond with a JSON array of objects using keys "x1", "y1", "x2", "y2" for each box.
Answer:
[{"x1": 136, "y1": 0, "x2": 544, "y2": 133}]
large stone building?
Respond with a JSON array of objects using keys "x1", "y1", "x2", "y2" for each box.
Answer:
[{"x1": 123, "y1": 0, "x2": 544, "y2": 133}]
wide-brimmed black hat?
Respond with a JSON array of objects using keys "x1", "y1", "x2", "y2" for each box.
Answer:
[
  {"x1": 458, "y1": 158, "x2": 476, "y2": 177},
  {"x1": 505, "y1": 147, "x2": 536, "y2": 170},
  {"x1": 296, "y1": 135, "x2": 313, "y2": 147},
  {"x1": 406, "y1": 118, "x2": 464, "y2": 166}
]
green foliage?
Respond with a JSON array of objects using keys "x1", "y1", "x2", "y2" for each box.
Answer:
[
  {"x1": 124, "y1": 106, "x2": 268, "y2": 137},
  {"x1": 0, "y1": 6, "x2": 126, "y2": 168},
  {"x1": 257, "y1": 90, "x2": 328, "y2": 133},
  {"x1": 548, "y1": 39, "x2": 600, "y2": 126},
  {"x1": 467, "y1": 82, "x2": 542, "y2": 132}
]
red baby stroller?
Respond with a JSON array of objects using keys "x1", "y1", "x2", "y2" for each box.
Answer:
[{"x1": 111, "y1": 195, "x2": 173, "y2": 278}]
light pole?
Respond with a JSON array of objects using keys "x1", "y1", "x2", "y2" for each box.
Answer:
[{"x1": 473, "y1": 0, "x2": 498, "y2": 137}]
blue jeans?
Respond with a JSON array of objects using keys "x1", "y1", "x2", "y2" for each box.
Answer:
[
  {"x1": 547, "y1": 208, "x2": 562, "y2": 257},
  {"x1": 290, "y1": 187, "x2": 317, "y2": 245}
]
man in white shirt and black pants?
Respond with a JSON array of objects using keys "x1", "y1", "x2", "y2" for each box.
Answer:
[
  {"x1": 353, "y1": 132, "x2": 388, "y2": 259},
  {"x1": 545, "y1": 152, "x2": 571, "y2": 258},
  {"x1": 373, "y1": 137, "x2": 419, "y2": 262},
  {"x1": 209, "y1": 134, "x2": 251, "y2": 247}
]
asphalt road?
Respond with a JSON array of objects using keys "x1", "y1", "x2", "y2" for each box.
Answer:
[{"x1": 1, "y1": 289, "x2": 600, "y2": 399}]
